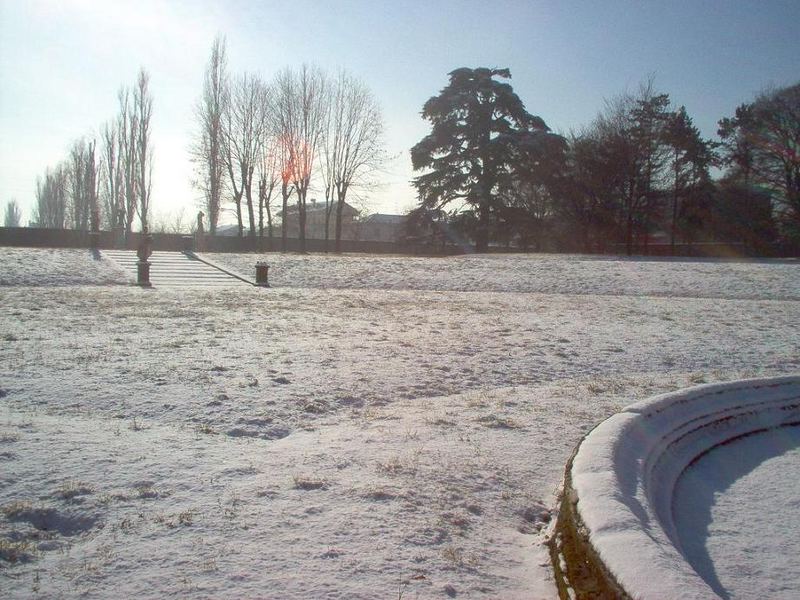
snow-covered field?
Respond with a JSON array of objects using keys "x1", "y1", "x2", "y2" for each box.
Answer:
[
  {"x1": 205, "y1": 251, "x2": 800, "y2": 300},
  {"x1": 1, "y1": 248, "x2": 799, "y2": 598},
  {"x1": 0, "y1": 248, "x2": 132, "y2": 287}
]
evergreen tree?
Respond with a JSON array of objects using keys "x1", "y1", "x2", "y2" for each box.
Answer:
[
  {"x1": 626, "y1": 88, "x2": 671, "y2": 254},
  {"x1": 556, "y1": 133, "x2": 620, "y2": 253},
  {"x1": 411, "y1": 68, "x2": 559, "y2": 252},
  {"x1": 663, "y1": 106, "x2": 715, "y2": 250},
  {"x1": 571, "y1": 81, "x2": 673, "y2": 255}
]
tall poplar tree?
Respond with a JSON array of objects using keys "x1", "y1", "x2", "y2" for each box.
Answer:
[{"x1": 193, "y1": 37, "x2": 228, "y2": 235}]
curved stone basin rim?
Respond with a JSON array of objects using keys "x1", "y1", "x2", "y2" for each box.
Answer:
[{"x1": 551, "y1": 375, "x2": 800, "y2": 600}]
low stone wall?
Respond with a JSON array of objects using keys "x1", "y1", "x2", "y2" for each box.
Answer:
[
  {"x1": 0, "y1": 227, "x2": 116, "y2": 248},
  {"x1": 0, "y1": 227, "x2": 464, "y2": 255},
  {"x1": 549, "y1": 375, "x2": 800, "y2": 599}
]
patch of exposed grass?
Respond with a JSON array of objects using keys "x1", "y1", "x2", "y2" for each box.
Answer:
[
  {"x1": 425, "y1": 414, "x2": 456, "y2": 427},
  {"x1": 292, "y1": 475, "x2": 328, "y2": 490},
  {"x1": 134, "y1": 484, "x2": 159, "y2": 499},
  {"x1": 690, "y1": 372, "x2": 708, "y2": 384},
  {"x1": 57, "y1": 480, "x2": 94, "y2": 500},
  {"x1": 0, "y1": 538, "x2": 36, "y2": 563},
  {"x1": 1, "y1": 500, "x2": 32, "y2": 519},
  {"x1": 154, "y1": 510, "x2": 194, "y2": 528},
  {"x1": 376, "y1": 455, "x2": 408, "y2": 475},
  {"x1": 360, "y1": 486, "x2": 398, "y2": 502},
  {"x1": 475, "y1": 414, "x2": 522, "y2": 429},
  {"x1": 194, "y1": 423, "x2": 216, "y2": 435},
  {"x1": 441, "y1": 545, "x2": 479, "y2": 568}
]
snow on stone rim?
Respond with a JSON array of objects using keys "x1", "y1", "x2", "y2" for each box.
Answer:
[{"x1": 563, "y1": 375, "x2": 800, "y2": 599}]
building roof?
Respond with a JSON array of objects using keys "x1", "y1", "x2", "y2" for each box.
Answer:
[
  {"x1": 362, "y1": 213, "x2": 407, "y2": 225},
  {"x1": 215, "y1": 224, "x2": 242, "y2": 237},
  {"x1": 281, "y1": 201, "x2": 359, "y2": 216}
]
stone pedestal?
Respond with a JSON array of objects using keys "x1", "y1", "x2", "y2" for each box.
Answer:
[
  {"x1": 255, "y1": 262, "x2": 270, "y2": 287},
  {"x1": 137, "y1": 260, "x2": 152, "y2": 287}
]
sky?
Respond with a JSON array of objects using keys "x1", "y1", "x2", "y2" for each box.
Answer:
[{"x1": 1, "y1": 0, "x2": 798, "y2": 226}]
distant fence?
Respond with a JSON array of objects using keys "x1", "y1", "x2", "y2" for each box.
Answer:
[
  {"x1": 0, "y1": 227, "x2": 464, "y2": 256},
  {"x1": 608, "y1": 241, "x2": 753, "y2": 258},
  {"x1": 2, "y1": 227, "x2": 793, "y2": 258}
]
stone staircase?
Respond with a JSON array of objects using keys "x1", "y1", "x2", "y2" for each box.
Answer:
[{"x1": 102, "y1": 250, "x2": 250, "y2": 288}]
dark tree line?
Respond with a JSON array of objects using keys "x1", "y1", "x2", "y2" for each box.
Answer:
[
  {"x1": 410, "y1": 69, "x2": 799, "y2": 256},
  {"x1": 3, "y1": 199, "x2": 22, "y2": 227},
  {"x1": 718, "y1": 83, "x2": 800, "y2": 247}
]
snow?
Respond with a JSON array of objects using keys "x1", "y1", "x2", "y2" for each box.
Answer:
[
  {"x1": 0, "y1": 248, "x2": 131, "y2": 286},
  {"x1": 202, "y1": 251, "x2": 800, "y2": 300},
  {"x1": 569, "y1": 377, "x2": 800, "y2": 599},
  {"x1": 1, "y1": 248, "x2": 799, "y2": 598},
  {"x1": 675, "y1": 426, "x2": 800, "y2": 599}
]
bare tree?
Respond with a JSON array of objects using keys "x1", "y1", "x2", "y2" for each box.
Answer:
[
  {"x1": 85, "y1": 139, "x2": 99, "y2": 231},
  {"x1": 117, "y1": 86, "x2": 139, "y2": 237},
  {"x1": 34, "y1": 165, "x2": 68, "y2": 228},
  {"x1": 192, "y1": 36, "x2": 228, "y2": 235},
  {"x1": 324, "y1": 70, "x2": 384, "y2": 252},
  {"x1": 150, "y1": 207, "x2": 190, "y2": 234},
  {"x1": 583, "y1": 80, "x2": 671, "y2": 254},
  {"x1": 276, "y1": 132, "x2": 294, "y2": 251},
  {"x1": 731, "y1": 84, "x2": 800, "y2": 234},
  {"x1": 100, "y1": 120, "x2": 124, "y2": 230},
  {"x1": 224, "y1": 73, "x2": 269, "y2": 238},
  {"x1": 68, "y1": 139, "x2": 89, "y2": 230},
  {"x1": 318, "y1": 96, "x2": 337, "y2": 250},
  {"x1": 67, "y1": 138, "x2": 100, "y2": 231},
  {"x1": 257, "y1": 135, "x2": 281, "y2": 246},
  {"x1": 134, "y1": 69, "x2": 153, "y2": 232},
  {"x1": 3, "y1": 199, "x2": 22, "y2": 227},
  {"x1": 273, "y1": 65, "x2": 328, "y2": 252}
]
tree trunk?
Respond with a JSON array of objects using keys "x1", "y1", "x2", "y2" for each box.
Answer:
[
  {"x1": 209, "y1": 168, "x2": 219, "y2": 235},
  {"x1": 245, "y1": 165, "x2": 256, "y2": 239},
  {"x1": 625, "y1": 209, "x2": 634, "y2": 256},
  {"x1": 281, "y1": 185, "x2": 289, "y2": 252},
  {"x1": 266, "y1": 201, "x2": 273, "y2": 252},
  {"x1": 235, "y1": 192, "x2": 243, "y2": 237},
  {"x1": 334, "y1": 198, "x2": 345, "y2": 253},
  {"x1": 258, "y1": 179, "x2": 264, "y2": 242},
  {"x1": 334, "y1": 184, "x2": 349, "y2": 253},
  {"x1": 670, "y1": 162, "x2": 679, "y2": 255},
  {"x1": 298, "y1": 192, "x2": 307, "y2": 253},
  {"x1": 324, "y1": 203, "x2": 331, "y2": 253}
]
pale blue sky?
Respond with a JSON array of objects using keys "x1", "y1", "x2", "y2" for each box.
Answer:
[{"x1": 1, "y1": 0, "x2": 798, "y2": 224}]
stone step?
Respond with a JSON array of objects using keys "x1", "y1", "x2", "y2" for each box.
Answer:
[{"x1": 102, "y1": 250, "x2": 250, "y2": 288}]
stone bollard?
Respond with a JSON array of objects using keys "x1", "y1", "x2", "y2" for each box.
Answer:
[
  {"x1": 137, "y1": 233, "x2": 153, "y2": 287},
  {"x1": 137, "y1": 260, "x2": 152, "y2": 287},
  {"x1": 255, "y1": 262, "x2": 270, "y2": 287},
  {"x1": 182, "y1": 235, "x2": 194, "y2": 253}
]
